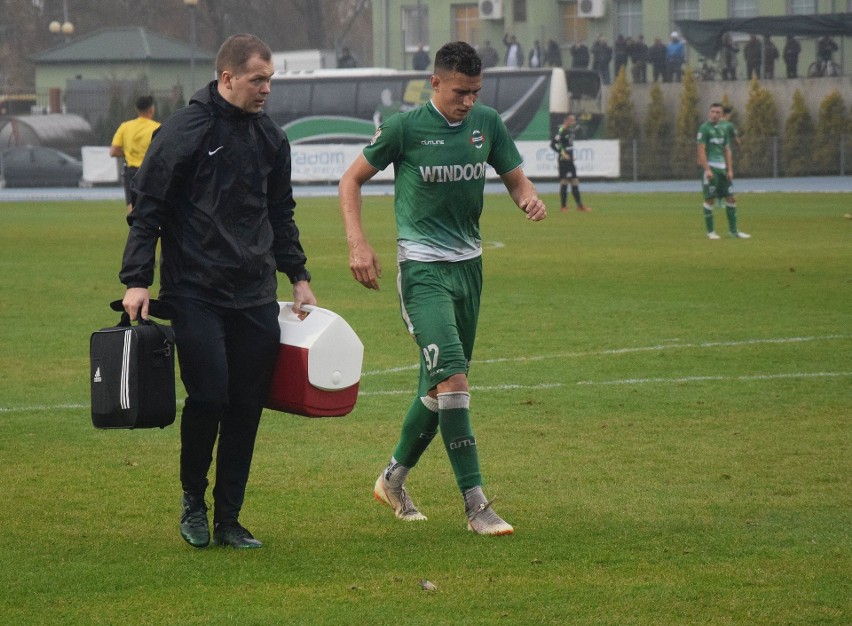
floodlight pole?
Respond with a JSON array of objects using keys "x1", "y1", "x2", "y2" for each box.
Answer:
[{"x1": 184, "y1": 0, "x2": 199, "y2": 94}]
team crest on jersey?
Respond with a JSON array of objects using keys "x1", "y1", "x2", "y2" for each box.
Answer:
[
  {"x1": 370, "y1": 128, "x2": 382, "y2": 145},
  {"x1": 469, "y1": 130, "x2": 485, "y2": 149}
]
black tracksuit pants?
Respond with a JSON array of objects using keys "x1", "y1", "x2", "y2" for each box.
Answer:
[{"x1": 170, "y1": 297, "x2": 280, "y2": 525}]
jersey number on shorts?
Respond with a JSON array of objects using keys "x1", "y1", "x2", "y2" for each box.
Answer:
[{"x1": 422, "y1": 344, "x2": 440, "y2": 371}]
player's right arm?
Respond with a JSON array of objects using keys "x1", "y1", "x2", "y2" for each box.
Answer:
[{"x1": 339, "y1": 153, "x2": 383, "y2": 290}]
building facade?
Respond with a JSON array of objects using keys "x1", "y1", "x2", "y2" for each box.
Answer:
[{"x1": 372, "y1": 0, "x2": 851, "y2": 72}]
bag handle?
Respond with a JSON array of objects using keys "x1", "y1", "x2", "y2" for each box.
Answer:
[{"x1": 110, "y1": 301, "x2": 173, "y2": 357}]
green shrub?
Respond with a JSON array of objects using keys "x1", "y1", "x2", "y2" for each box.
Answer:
[{"x1": 782, "y1": 90, "x2": 815, "y2": 176}]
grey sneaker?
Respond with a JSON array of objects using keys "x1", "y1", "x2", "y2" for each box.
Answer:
[
  {"x1": 707, "y1": 231, "x2": 721, "y2": 240},
  {"x1": 466, "y1": 496, "x2": 514, "y2": 536},
  {"x1": 373, "y1": 472, "x2": 427, "y2": 521}
]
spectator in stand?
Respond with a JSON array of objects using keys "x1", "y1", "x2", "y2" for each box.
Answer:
[
  {"x1": 503, "y1": 33, "x2": 524, "y2": 67},
  {"x1": 479, "y1": 40, "x2": 499, "y2": 69},
  {"x1": 648, "y1": 37, "x2": 667, "y2": 82},
  {"x1": 591, "y1": 35, "x2": 613, "y2": 84},
  {"x1": 817, "y1": 35, "x2": 839, "y2": 65},
  {"x1": 763, "y1": 36, "x2": 779, "y2": 79},
  {"x1": 629, "y1": 35, "x2": 648, "y2": 83},
  {"x1": 783, "y1": 35, "x2": 801, "y2": 78},
  {"x1": 665, "y1": 31, "x2": 685, "y2": 82},
  {"x1": 721, "y1": 33, "x2": 739, "y2": 81},
  {"x1": 528, "y1": 40, "x2": 543, "y2": 68},
  {"x1": 613, "y1": 35, "x2": 629, "y2": 79},
  {"x1": 744, "y1": 35, "x2": 761, "y2": 79},
  {"x1": 338, "y1": 47, "x2": 357, "y2": 68},
  {"x1": 544, "y1": 39, "x2": 563, "y2": 67},
  {"x1": 570, "y1": 40, "x2": 590, "y2": 69},
  {"x1": 412, "y1": 43, "x2": 430, "y2": 71}
]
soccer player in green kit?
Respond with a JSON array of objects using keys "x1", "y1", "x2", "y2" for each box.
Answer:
[
  {"x1": 696, "y1": 102, "x2": 750, "y2": 240},
  {"x1": 339, "y1": 41, "x2": 547, "y2": 536}
]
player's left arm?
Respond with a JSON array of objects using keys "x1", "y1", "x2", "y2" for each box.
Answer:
[
  {"x1": 725, "y1": 145, "x2": 734, "y2": 181},
  {"x1": 500, "y1": 167, "x2": 547, "y2": 222}
]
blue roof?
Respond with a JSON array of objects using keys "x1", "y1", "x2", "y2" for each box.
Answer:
[{"x1": 32, "y1": 27, "x2": 215, "y2": 64}]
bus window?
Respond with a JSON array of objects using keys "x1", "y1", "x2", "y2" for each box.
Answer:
[
  {"x1": 492, "y1": 74, "x2": 548, "y2": 114},
  {"x1": 268, "y1": 81, "x2": 311, "y2": 124},
  {"x1": 355, "y1": 79, "x2": 405, "y2": 117},
  {"x1": 312, "y1": 81, "x2": 357, "y2": 115}
]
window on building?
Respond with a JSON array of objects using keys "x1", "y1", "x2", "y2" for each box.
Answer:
[
  {"x1": 672, "y1": 0, "x2": 699, "y2": 21},
  {"x1": 788, "y1": 0, "x2": 817, "y2": 14},
  {"x1": 615, "y1": 0, "x2": 643, "y2": 38},
  {"x1": 453, "y1": 4, "x2": 481, "y2": 45},
  {"x1": 513, "y1": 0, "x2": 527, "y2": 22},
  {"x1": 402, "y1": 5, "x2": 429, "y2": 52},
  {"x1": 561, "y1": 1, "x2": 589, "y2": 45},
  {"x1": 729, "y1": 0, "x2": 758, "y2": 17}
]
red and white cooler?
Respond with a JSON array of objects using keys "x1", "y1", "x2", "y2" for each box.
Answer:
[{"x1": 266, "y1": 303, "x2": 364, "y2": 417}]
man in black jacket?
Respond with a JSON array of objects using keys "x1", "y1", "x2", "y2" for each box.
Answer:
[
  {"x1": 120, "y1": 34, "x2": 316, "y2": 550},
  {"x1": 648, "y1": 37, "x2": 667, "y2": 82}
]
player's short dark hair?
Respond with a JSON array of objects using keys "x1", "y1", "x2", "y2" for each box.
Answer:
[
  {"x1": 722, "y1": 105, "x2": 733, "y2": 114},
  {"x1": 709, "y1": 102, "x2": 724, "y2": 110},
  {"x1": 434, "y1": 42, "x2": 482, "y2": 77},
  {"x1": 135, "y1": 95, "x2": 154, "y2": 111},
  {"x1": 216, "y1": 34, "x2": 272, "y2": 76}
]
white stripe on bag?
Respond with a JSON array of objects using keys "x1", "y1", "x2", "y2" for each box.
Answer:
[{"x1": 121, "y1": 330, "x2": 132, "y2": 410}]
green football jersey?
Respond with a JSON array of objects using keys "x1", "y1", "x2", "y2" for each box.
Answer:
[
  {"x1": 363, "y1": 100, "x2": 522, "y2": 262},
  {"x1": 696, "y1": 120, "x2": 729, "y2": 170}
]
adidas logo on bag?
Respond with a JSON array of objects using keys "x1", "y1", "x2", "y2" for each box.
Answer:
[{"x1": 93, "y1": 367, "x2": 102, "y2": 383}]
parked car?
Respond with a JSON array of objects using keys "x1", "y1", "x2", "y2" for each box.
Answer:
[{"x1": 0, "y1": 146, "x2": 84, "y2": 187}]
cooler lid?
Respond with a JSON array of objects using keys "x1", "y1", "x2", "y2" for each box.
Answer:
[{"x1": 277, "y1": 303, "x2": 364, "y2": 390}]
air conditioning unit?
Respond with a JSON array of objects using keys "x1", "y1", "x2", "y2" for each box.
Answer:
[
  {"x1": 577, "y1": 0, "x2": 606, "y2": 19},
  {"x1": 478, "y1": 0, "x2": 503, "y2": 20}
]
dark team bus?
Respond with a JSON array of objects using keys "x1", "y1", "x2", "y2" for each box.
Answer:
[{"x1": 265, "y1": 67, "x2": 603, "y2": 145}]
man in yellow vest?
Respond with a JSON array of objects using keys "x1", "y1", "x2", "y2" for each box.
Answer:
[{"x1": 110, "y1": 95, "x2": 160, "y2": 214}]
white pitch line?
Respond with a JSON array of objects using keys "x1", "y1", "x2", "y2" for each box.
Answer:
[
  {"x1": 576, "y1": 371, "x2": 852, "y2": 386},
  {"x1": 362, "y1": 334, "x2": 851, "y2": 376},
  {"x1": 2, "y1": 335, "x2": 849, "y2": 413},
  {"x1": 358, "y1": 382, "x2": 564, "y2": 397}
]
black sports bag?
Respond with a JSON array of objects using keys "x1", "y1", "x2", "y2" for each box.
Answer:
[{"x1": 90, "y1": 300, "x2": 176, "y2": 429}]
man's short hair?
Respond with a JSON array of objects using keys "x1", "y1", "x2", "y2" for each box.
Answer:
[
  {"x1": 722, "y1": 105, "x2": 733, "y2": 114},
  {"x1": 710, "y1": 102, "x2": 724, "y2": 110},
  {"x1": 216, "y1": 34, "x2": 272, "y2": 76},
  {"x1": 135, "y1": 95, "x2": 155, "y2": 112},
  {"x1": 434, "y1": 42, "x2": 482, "y2": 77}
]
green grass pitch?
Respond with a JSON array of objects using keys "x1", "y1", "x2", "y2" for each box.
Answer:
[{"x1": 0, "y1": 191, "x2": 849, "y2": 625}]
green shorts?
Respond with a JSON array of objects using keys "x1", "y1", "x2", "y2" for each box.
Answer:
[
  {"x1": 398, "y1": 257, "x2": 483, "y2": 395},
  {"x1": 702, "y1": 167, "x2": 733, "y2": 200}
]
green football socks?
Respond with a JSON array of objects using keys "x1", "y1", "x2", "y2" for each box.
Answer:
[
  {"x1": 703, "y1": 203, "x2": 714, "y2": 233},
  {"x1": 725, "y1": 203, "x2": 738, "y2": 233},
  {"x1": 392, "y1": 395, "x2": 439, "y2": 468},
  {"x1": 437, "y1": 391, "x2": 482, "y2": 492}
]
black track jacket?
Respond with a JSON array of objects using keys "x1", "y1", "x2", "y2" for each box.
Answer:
[{"x1": 120, "y1": 81, "x2": 307, "y2": 309}]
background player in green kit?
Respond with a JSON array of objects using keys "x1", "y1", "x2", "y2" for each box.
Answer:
[
  {"x1": 339, "y1": 41, "x2": 547, "y2": 536},
  {"x1": 696, "y1": 102, "x2": 751, "y2": 240}
]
